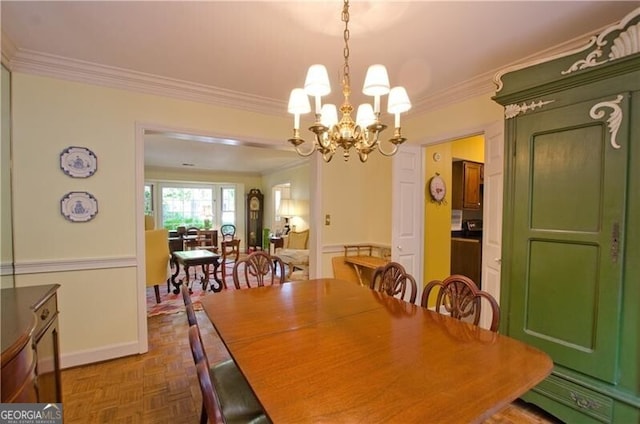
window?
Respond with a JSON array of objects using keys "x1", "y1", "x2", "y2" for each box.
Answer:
[
  {"x1": 149, "y1": 182, "x2": 237, "y2": 230},
  {"x1": 220, "y1": 186, "x2": 235, "y2": 225},
  {"x1": 272, "y1": 183, "x2": 291, "y2": 227},
  {"x1": 161, "y1": 186, "x2": 212, "y2": 229},
  {"x1": 144, "y1": 184, "x2": 153, "y2": 215}
]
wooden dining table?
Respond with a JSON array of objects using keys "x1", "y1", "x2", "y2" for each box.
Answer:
[{"x1": 201, "y1": 279, "x2": 553, "y2": 423}]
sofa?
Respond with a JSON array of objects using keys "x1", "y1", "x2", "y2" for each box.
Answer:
[{"x1": 275, "y1": 229, "x2": 309, "y2": 280}]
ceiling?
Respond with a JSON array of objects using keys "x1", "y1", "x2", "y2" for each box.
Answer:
[{"x1": 2, "y1": 1, "x2": 638, "y2": 173}]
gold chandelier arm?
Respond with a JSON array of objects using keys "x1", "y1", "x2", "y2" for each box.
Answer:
[
  {"x1": 377, "y1": 140, "x2": 400, "y2": 157},
  {"x1": 290, "y1": 139, "x2": 318, "y2": 157}
]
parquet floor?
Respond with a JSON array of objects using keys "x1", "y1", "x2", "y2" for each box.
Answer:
[{"x1": 61, "y1": 311, "x2": 563, "y2": 423}]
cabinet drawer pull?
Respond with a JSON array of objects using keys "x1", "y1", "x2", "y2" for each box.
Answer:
[
  {"x1": 570, "y1": 391, "x2": 599, "y2": 410},
  {"x1": 40, "y1": 308, "x2": 50, "y2": 321}
]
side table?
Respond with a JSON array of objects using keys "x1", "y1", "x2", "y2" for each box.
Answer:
[
  {"x1": 269, "y1": 237, "x2": 284, "y2": 255},
  {"x1": 171, "y1": 250, "x2": 222, "y2": 293}
]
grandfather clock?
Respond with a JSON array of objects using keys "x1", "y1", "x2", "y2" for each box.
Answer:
[{"x1": 246, "y1": 189, "x2": 263, "y2": 252}]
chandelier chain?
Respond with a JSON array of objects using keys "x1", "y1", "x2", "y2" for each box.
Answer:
[{"x1": 341, "y1": 0, "x2": 350, "y2": 95}]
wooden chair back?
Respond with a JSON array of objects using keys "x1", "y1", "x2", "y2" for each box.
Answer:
[
  {"x1": 220, "y1": 224, "x2": 236, "y2": 241},
  {"x1": 218, "y1": 239, "x2": 241, "y2": 286},
  {"x1": 188, "y1": 325, "x2": 224, "y2": 424},
  {"x1": 421, "y1": 274, "x2": 500, "y2": 332},
  {"x1": 370, "y1": 262, "x2": 418, "y2": 303},
  {"x1": 182, "y1": 287, "x2": 198, "y2": 327},
  {"x1": 232, "y1": 251, "x2": 286, "y2": 289}
]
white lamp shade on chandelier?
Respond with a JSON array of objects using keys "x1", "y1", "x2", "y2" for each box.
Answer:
[{"x1": 286, "y1": 0, "x2": 411, "y2": 163}]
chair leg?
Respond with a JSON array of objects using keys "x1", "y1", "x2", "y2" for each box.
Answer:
[
  {"x1": 154, "y1": 285, "x2": 161, "y2": 303},
  {"x1": 200, "y1": 401, "x2": 207, "y2": 424}
]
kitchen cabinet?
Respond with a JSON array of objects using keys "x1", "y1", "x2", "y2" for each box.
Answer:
[
  {"x1": 1, "y1": 284, "x2": 62, "y2": 403},
  {"x1": 451, "y1": 161, "x2": 483, "y2": 210},
  {"x1": 450, "y1": 238, "x2": 481, "y2": 287},
  {"x1": 493, "y1": 7, "x2": 640, "y2": 423}
]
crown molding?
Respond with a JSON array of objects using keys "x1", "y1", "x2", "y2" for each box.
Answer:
[
  {"x1": 8, "y1": 48, "x2": 287, "y2": 116},
  {"x1": 1, "y1": 32, "x2": 17, "y2": 68},
  {"x1": 2, "y1": 22, "x2": 604, "y2": 122}
]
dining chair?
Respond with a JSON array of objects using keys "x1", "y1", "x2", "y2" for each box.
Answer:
[
  {"x1": 182, "y1": 286, "x2": 198, "y2": 327},
  {"x1": 188, "y1": 325, "x2": 269, "y2": 424},
  {"x1": 145, "y1": 228, "x2": 170, "y2": 303},
  {"x1": 232, "y1": 251, "x2": 286, "y2": 289},
  {"x1": 220, "y1": 224, "x2": 236, "y2": 241},
  {"x1": 217, "y1": 238, "x2": 241, "y2": 287},
  {"x1": 370, "y1": 262, "x2": 418, "y2": 303},
  {"x1": 195, "y1": 229, "x2": 219, "y2": 253},
  {"x1": 421, "y1": 274, "x2": 501, "y2": 332}
]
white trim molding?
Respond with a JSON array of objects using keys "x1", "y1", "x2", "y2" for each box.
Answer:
[
  {"x1": 61, "y1": 340, "x2": 141, "y2": 369},
  {"x1": 505, "y1": 100, "x2": 555, "y2": 119},
  {"x1": 590, "y1": 94, "x2": 625, "y2": 150},
  {"x1": 14, "y1": 256, "x2": 137, "y2": 275}
]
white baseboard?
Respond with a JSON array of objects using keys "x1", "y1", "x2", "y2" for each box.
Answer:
[{"x1": 60, "y1": 340, "x2": 142, "y2": 369}]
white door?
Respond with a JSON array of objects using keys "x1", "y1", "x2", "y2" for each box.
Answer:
[
  {"x1": 480, "y1": 121, "x2": 504, "y2": 328},
  {"x1": 392, "y1": 145, "x2": 423, "y2": 303}
]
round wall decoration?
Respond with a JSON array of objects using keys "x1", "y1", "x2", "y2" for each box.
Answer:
[
  {"x1": 60, "y1": 146, "x2": 97, "y2": 178},
  {"x1": 428, "y1": 174, "x2": 447, "y2": 204},
  {"x1": 61, "y1": 191, "x2": 98, "y2": 222}
]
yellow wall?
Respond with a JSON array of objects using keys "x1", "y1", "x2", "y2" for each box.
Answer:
[
  {"x1": 452, "y1": 134, "x2": 484, "y2": 162},
  {"x1": 423, "y1": 143, "x2": 453, "y2": 286},
  {"x1": 1, "y1": 65, "x2": 13, "y2": 288},
  {"x1": 261, "y1": 163, "x2": 311, "y2": 233},
  {"x1": 10, "y1": 72, "x2": 293, "y2": 367}
]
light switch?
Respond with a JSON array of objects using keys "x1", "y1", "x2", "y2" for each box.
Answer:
[{"x1": 325, "y1": 214, "x2": 331, "y2": 226}]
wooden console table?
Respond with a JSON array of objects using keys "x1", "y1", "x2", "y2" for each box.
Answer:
[
  {"x1": 171, "y1": 250, "x2": 222, "y2": 293},
  {"x1": 344, "y1": 255, "x2": 388, "y2": 285},
  {"x1": 1, "y1": 284, "x2": 62, "y2": 403}
]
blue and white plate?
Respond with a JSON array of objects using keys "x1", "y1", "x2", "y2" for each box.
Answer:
[
  {"x1": 61, "y1": 191, "x2": 98, "y2": 222},
  {"x1": 60, "y1": 146, "x2": 97, "y2": 178}
]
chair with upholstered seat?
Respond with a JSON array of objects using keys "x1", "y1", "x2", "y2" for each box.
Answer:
[
  {"x1": 188, "y1": 325, "x2": 268, "y2": 424},
  {"x1": 370, "y1": 262, "x2": 418, "y2": 303},
  {"x1": 145, "y1": 228, "x2": 170, "y2": 303},
  {"x1": 220, "y1": 224, "x2": 236, "y2": 242},
  {"x1": 275, "y1": 229, "x2": 309, "y2": 280},
  {"x1": 232, "y1": 251, "x2": 285, "y2": 289},
  {"x1": 421, "y1": 274, "x2": 501, "y2": 332}
]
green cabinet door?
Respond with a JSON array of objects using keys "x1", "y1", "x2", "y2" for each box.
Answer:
[{"x1": 508, "y1": 93, "x2": 629, "y2": 384}]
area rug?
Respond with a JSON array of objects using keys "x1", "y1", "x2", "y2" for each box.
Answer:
[{"x1": 146, "y1": 277, "x2": 233, "y2": 317}]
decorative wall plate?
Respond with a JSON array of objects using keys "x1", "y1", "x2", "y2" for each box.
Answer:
[
  {"x1": 60, "y1": 146, "x2": 97, "y2": 178},
  {"x1": 61, "y1": 191, "x2": 98, "y2": 222},
  {"x1": 428, "y1": 174, "x2": 447, "y2": 205}
]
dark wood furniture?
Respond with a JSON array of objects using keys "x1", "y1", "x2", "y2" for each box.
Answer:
[
  {"x1": 232, "y1": 251, "x2": 285, "y2": 289},
  {"x1": 188, "y1": 325, "x2": 267, "y2": 424},
  {"x1": 220, "y1": 224, "x2": 236, "y2": 241},
  {"x1": 268, "y1": 237, "x2": 283, "y2": 255},
  {"x1": 201, "y1": 279, "x2": 552, "y2": 423},
  {"x1": 246, "y1": 189, "x2": 264, "y2": 252},
  {"x1": 450, "y1": 237, "x2": 482, "y2": 287},
  {"x1": 1, "y1": 284, "x2": 62, "y2": 403},
  {"x1": 171, "y1": 250, "x2": 222, "y2": 293},
  {"x1": 193, "y1": 229, "x2": 218, "y2": 252},
  {"x1": 452, "y1": 160, "x2": 483, "y2": 210},
  {"x1": 493, "y1": 7, "x2": 640, "y2": 423},
  {"x1": 218, "y1": 238, "x2": 241, "y2": 287},
  {"x1": 370, "y1": 261, "x2": 418, "y2": 303},
  {"x1": 422, "y1": 274, "x2": 500, "y2": 332}
]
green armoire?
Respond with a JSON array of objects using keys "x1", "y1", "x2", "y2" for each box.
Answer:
[{"x1": 493, "y1": 7, "x2": 640, "y2": 423}]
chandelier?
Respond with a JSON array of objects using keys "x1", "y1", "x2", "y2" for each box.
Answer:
[{"x1": 286, "y1": 0, "x2": 411, "y2": 163}]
